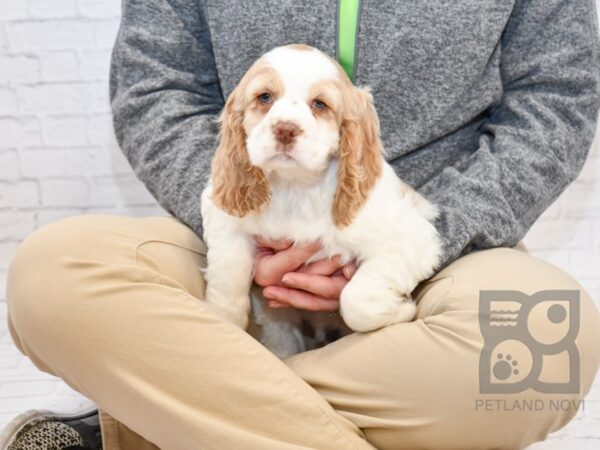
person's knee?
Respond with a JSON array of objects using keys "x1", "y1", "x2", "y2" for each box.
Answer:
[
  {"x1": 8, "y1": 214, "x2": 109, "y2": 275},
  {"x1": 411, "y1": 247, "x2": 600, "y2": 449},
  {"x1": 448, "y1": 248, "x2": 600, "y2": 397},
  {"x1": 7, "y1": 215, "x2": 117, "y2": 355}
]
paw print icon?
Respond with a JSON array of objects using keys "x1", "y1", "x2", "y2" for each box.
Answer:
[{"x1": 479, "y1": 290, "x2": 580, "y2": 394}]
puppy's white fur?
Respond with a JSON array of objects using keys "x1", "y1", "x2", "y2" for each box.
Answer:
[{"x1": 201, "y1": 45, "x2": 442, "y2": 357}]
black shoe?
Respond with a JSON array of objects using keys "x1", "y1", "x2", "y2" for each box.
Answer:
[{"x1": 0, "y1": 409, "x2": 102, "y2": 450}]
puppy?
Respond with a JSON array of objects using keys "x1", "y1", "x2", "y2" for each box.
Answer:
[{"x1": 201, "y1": 44, "x2": 441, "y2": 357}]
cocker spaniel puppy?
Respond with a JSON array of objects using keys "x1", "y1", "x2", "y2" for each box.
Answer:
[{"x1": 201, "y1": 44, "x2": 441, "y2": 357}]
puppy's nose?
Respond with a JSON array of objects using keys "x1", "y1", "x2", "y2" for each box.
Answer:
[{"x1": 273, "y1": 121, "x2": 301, "y2": 149}]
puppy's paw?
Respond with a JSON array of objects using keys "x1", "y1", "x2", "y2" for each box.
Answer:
[
  {"x1": 205, "y1": 292, "x2": 250, "y2": 330},
  {"x1": 340, "y1": 281, "x2": 416, "y2": 332}
]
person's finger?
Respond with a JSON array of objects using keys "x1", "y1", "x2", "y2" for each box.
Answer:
[
  {"x1": 281, "y1": 272, "x2": 348, "y2": 299},
  {"x1": 254, "y1": 241, "x2": 322, "y2": 286},
  {"x1": 263, "y1": 286, "x2": 340, "y2": 312},
  {"x1": 255, "y1": 248, "x2": 275, "y2": 260},
  {"x1": 342, "y1": 261, "x2": 358, "y2": 279},
  {"x1": 253, "y1": 236, "x2": 293, "y2": 251},
  {"x1": 296, "y1": 255, "x2": 342, "y2": 276}
]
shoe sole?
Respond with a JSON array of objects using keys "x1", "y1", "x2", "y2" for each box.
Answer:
[{"x1": 0, "y1": 408, "x2": 98, "y2": 450}]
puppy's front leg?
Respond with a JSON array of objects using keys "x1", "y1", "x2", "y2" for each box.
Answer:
[
  {"x1": 339, "y1": 196, "x2": 441, "y2": 332},
  {"x1": 340, "y1": 256, "x2": 419, "y2": 332},
  {"x1": 204, "y1": 231, "x2": 255, "y2": 329}
]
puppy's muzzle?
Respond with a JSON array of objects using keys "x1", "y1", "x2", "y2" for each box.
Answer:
[{"x1": 272, "y1": 121, "x2": 302, "y2": 152}]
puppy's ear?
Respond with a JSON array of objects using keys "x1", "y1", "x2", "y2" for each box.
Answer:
[
  {"x1": 333, "y1": 87, "x2": 383, "y2": 228},
  {"x1": 211, "y1": 88, "x2": 270, "y2": 217}
]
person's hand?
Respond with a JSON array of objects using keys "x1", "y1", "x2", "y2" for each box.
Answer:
[{"x1": 253, "y1": 236, "x2": 357, "y2": 312}]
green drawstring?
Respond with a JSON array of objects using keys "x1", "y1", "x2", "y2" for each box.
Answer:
[{"x1": 338, "y1": 0, "x2": 361, "y2": 81}]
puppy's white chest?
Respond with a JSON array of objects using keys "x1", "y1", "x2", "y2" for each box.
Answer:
[
  {"x1": 240, "y1": 177, "x2": 355, "y2": 263},
  {"x1": 232, "y1": 161, "x2": 351, "y2": 260}
]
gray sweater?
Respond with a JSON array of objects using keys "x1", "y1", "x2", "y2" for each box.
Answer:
[{"x1": 109, "y1": 0, "x2": 600, "y2": 268}]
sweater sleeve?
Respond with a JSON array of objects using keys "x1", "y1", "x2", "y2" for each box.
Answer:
[
  {"x1": 109, "y1": 0, "x2": 223, "y2": 236},
  {"x1": 418, "y1": 0, "x2": 600, "y2": 268}
]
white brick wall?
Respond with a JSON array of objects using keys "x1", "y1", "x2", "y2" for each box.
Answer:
[
  {"x1": 0, "y1": 0, "x2": 164, "y2": 434},
  {"x1": 0, "y1": 1, "x2": 599, "y2": 448}
]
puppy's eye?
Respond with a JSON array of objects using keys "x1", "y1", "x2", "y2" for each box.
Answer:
[
  {"x1": 312, "y1": 99, "x2": 327, "y2": 111},
  {"x1": 258, "y1": 92, "x2": 272, "y2": 104}
]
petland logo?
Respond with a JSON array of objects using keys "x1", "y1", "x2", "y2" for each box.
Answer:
[{"x1": 479, "y1": 290, "x2": 580, "y2": 394}]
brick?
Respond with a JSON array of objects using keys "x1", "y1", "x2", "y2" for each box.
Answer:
[
  {"x1": 0, "y1": 414, "x2": 16, "y2": 431},
  {"x1": 586, "y1": 379, "x2": 600, "y2": 404},
  {"x1": 0, "y1": 274, "x2": 6, "y2": 303},
  {"x1": 19, "y1": 83, "x2": 94, "y2": 114},
  {"x1": 0, "y1": 355, "x2": 18, "y2": 370},
  {"x1": 87, "y1": 113, "x2": 115, "y2": 145},
  {"x1": 89, "y1": 175, "x2": 156, "y2": 206},
  {"x1": 91, "y1": 19, "x2": 120, "y2": 49},
  {"x1": 0, "y1": 181, "x2": 39, "y2": 208},
  {"x1": 40, "y1": 178, "x2": 89, "y2": 206},
  {"x1": 87, "y1": 204, "x2": 164, "y2": 222},
  {"x1": 9, "y1": 21, "x2": 95, "y2": 51},
  {"x1": 91, "y1": 204, "x2": 165, "y2": 219},
  {"x1": 595, "y1": 222, "x2": 600, "y2": 248},
  {"x1": 523, "y1": 219, "x2": 592, "y2": 251},
  {"x1": 0, "y1": 360, "x2": 58, "y2": 383},
  {"x1": 117, "y1": 204, "x2": 164, "y2": 217},
  {"x1": 0, "y1": 87, "x2": 18, "y2": 115},
  {"x1": 526, "y1": 249, "x2": 572, "y2": 275},
  {"x1": 39, "y1": 50, "x2": 79, "y2": 82},
  {"x1": 0, "y1": 396, "x2": 57, "y2": 414},
  {"x1": 42, "y1": 116, "x2": 88, "y2": 146},
  {"x1": 36, "y1": 209, "x2": 86, "y2": 227},
  {"x1": 561, "y1": 182, "x2": 600, "y2": 220},
  {"x1": 1, "y1": 323, "x2": 10, "y2": 339},
  {"x1": 88, "y1": 177, "x2": 118, "y2": 206},
  {"x1": 529, "y1": 438, "x2": 600, "y2": 450},
  {"x1": 53, "y1": 383, "x2": 93, "y2": 400},
  {"x1": 579, "y1": 151, "x2": 600, "y2": 182},
  {"x1": 0, "y1": 25, "x2": 7, "y2": 51},
  {"x1": 79, "y1": 49, "x2": 112, "y2": 80},
  {"x1": 119, "y1": 178, "x2": 158, "y2": 206},
  {"x1": 0, "y1": 211, "x2": 37, "y2": 242},
  {"x1": 0, "y1": 0, "x2": 29, "y2": 20},
  {"x1": 21, "y1": 147, "x2": 111, "y2": 177},
  {"x1": 30, "y1": 0, "x2": 79, "y2": 18},
  {"x1": 579, "y1": 278, "x2": 600, "y2": 311},
  {"x1": 91, "y1": 80, "x2": 111, "y2": 112},
  {"x1": 0, "y1": 242, "x2": 19, "y2": 271},
  {"x1": 0, "y1": 342, "x2": 18, "y2": 356},
  {"x1": 570, "y1": 249, "x2": 598, "y2": 279},
  {"x1": 0, "y1": 55, "x2": 40, "y2": 84},
  {"x1": 0, "y1": 117, "x2": 42, "y2": 149},
  {"x1": 534, "y1": 198, "x2": 561, "y2": 221},
  {"x1": 0, "y1": 151, "x2": 18, "y2": 180},
  {"x1": 109, "y1": 143, "x2": 136, "y2": 175},
  {"x1": 0, "y1": 380, "x2": 56, "y2": 398},
  {"x1": 22, "y1": 116, "x2": 44, "y2": 147},
  {"x1": 1, "y1": 332, "x2": 13, "y2": 346},
  {"x1": 79, "y1": 0, "x2": 122, "y2": 19},
  {"x1": 549, "y1": 420, "x2": 600, "y2": 440}
]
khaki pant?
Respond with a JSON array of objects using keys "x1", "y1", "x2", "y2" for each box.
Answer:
[{"x1": 6, "y1": 214, "x2": 600, "y2": 450}]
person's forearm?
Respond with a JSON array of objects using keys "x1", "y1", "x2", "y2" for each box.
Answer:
[
  {"x1": 110, "y1": 0, "x2": 223, "y2": 236},
  {"x1": 413, "y1": 0, "x2": 600, "y2": 267}
]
